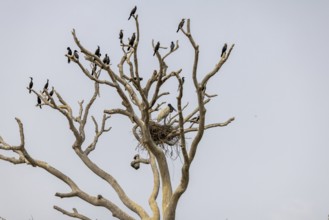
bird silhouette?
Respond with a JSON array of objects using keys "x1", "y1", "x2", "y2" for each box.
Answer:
[
  {"x1": 221, "y1": 43, "x2": 227, "y2": 57},
  {"x1": 67, "y1": 47, "x2": 72, "y2": 63},
  {"x1": 170, "y1": 41, "x2": 175, "y2": 52},
  {"x1": 28, "y1": 77, "x2": 33, "y2": 94},
  {"x1": 177, "y1": 19, "x2": 185, "y2": 33},
  {"x1": 74, "y1": 50, "x2": 79, "y2": 60},
  {"x1": 119, "y1": 30, "x2": 124, "y2": 43},
  {"x1": 128, "y1": 33, "x2": 136, "y2": 51},
  {"x1": 95, "y1": 46, "x2": 101, "y2": 57},
  {"x1": 153, "y1": 41, "x2": 160, "y2": 56},
  {"x1": 128, "y1": 6, "x2": 137, "y2": 20}
]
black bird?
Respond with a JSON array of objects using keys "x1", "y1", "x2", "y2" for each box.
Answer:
[
  {"x1": 128, "y1": 33, "x2": 136, "y2": 51},
  {"x1": 48, "y1": 87, "x2": 54, "y2": 101},
  {"x1": 91, "y1": 64, "x2": 97, "y2": 76},
  {"x1": 128, "y1": 6, "x2": 137, "y2": 20},
  {"x1": 74, "y1": 50, "x2": 79, "y2": 60},
  {"x1": 182, "y1": 77, "x2": 185, "y2": 84},
  {"x1": 221, "y1": 43, "x2": 227, "y2": 57},
  {"x1": 119, "y1": 30, "x2": 124, "y2": 43},
  {"x1": 177, "y1": 19, "x2": 185, "y2": 33},
  {"x1": 153, "y1": 41, "x2": 160, "y2": 56},
  {"x1": 103, "y1": 54, "x2": 110, "y2": 65},
  {"x1": 37, "y1": 96, "x2": 42, "y2": 109},
  {"x1": 135, "y1": 77, "x2": 143, "y2": 81},
  {"x1": 28, "y1": 77, "x2": 33, "y2": 94},
  {"x1": 67, "y1": 47, "x2": 72, "y2": 63},
  {"x1": 170, "y1": 41, "x2": 175, "y2": 52},
  {"x1": 43, "y1": 79, "x2": 49, "y2": 93},
  {"x1": 95, "y1": 46, "x2": 101, "y2": 57}
]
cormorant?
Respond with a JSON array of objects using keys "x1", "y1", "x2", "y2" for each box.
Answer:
[
  {"x1": 182, "y1": 77, "x2": 185, "y2": 84},
  {"x1": 153, "y1": 41, "x2": 160, "y2": 56},
  {"x1": 177, "y1": 19, "x2": 185, "y2": 33},
  {"x1": 28, "y1": 77, "x2": 33, "y2": 94},
  {"x1": 43, "y1": 79, "x2": 49, "y2": 91},
  {"x1": 103, "y1": 54, "x2": 110, "y2": 65},
  {"x1": 170, "y1": 41, "x2": 175, "y2": 52},
  {"x1": 48, "y1": 87, "x2": 54, "y2": 101},
  {"x1": 221, "y1": 43, "x2": 227, "y2": 57},
  {"x1": 74, "y1": 50, "x2": 79, "y2": 60},
  {"x1": 157, "y1": 103, "x2": 176, "y2": 123},
  {"x1": 37, "y1": 96, "x2": 42, "y2": 109},
  {"x1": 128, "y1": 6, "x2": 137, "y2": 20},
  {"x1": 119, "y1": 30, "x2": 124, "y2": 43},
  {"x1": 67, "y1": 47, "x2": 72, "y2": 63},
  {"x1": 128, "y1": 33, "x2": 136, "y2": 51},
  {"x1": 95, "y1": 46, "x2": 101, "y2": 57}
]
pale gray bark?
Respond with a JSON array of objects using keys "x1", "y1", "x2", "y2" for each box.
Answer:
[{"x1": 0, "y1": 15, "x2": 234, "y2": 220}]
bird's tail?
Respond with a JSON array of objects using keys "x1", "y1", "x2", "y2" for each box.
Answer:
[{"x1": 68, "y1": 57, "x2": 70, "y2": 63}]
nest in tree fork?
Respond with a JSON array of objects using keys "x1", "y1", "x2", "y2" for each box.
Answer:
[{"x1": 137, "y1": 121, "x2": 181, "y2": 158}]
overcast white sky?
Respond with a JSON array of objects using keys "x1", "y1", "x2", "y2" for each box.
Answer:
[{"x1": 1, "y1": 0, "x2": 329, "y2": 219}]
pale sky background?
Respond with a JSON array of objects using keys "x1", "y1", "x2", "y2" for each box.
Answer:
[{"x1": 1, "y1": 0, "x2": 329, "y2": 220}]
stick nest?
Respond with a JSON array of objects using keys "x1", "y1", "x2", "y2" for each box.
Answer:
[{"x1": 137, "y1": 121, "x2": 181, "y2": 159}]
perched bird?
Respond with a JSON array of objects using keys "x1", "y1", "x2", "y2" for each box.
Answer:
[
  {"x1": 170, "y1": 41, "x2": 175, "y2": 52},
  {"x1": 131, "y1": 154, "x2": 140, "y2": 170},
  {"x1": 43, "y1": 79, "x2": 49, "y2": 91},
  {"x1": 119, "y1": 29, "x2": 124, "y2": 43},
  {"x1": 128, "y1": 6, "x2": 137, "y2": 20},
  {"x1": 36, "y1": 96, "x2": 42, "y2": 109},
  {"x1": 67, "y1": 47, "x2": 72, "y2": 63},
  {"x1": 182, "y1": 77, "x2": 185, "y2": 84},
  {"x1": 74, "y1": 50, "x2": 79, "y2": 60},
  {"x1": 28, "y1": 77, "x2": 33, "y2": 94},
  {"x1": 157, "y1": 103, "x2": 176, "y2": 123},
  {"x1": 153, "y1": 41, "x2": 160, "y2": 56},
  {"x1": 189, "y1": 115, "x2": 200, "y2": 127},
  {"x1": 91, "y1": 64, "x2": 97, "y2": 76},
  {"x1": 177, "y1": 19, "x2": 185, "y2": 33},
  {"x1": 221, "y1": 43, "x2": 227, "y2": 57},
  {"x1": 128, "y1": 33, "x2": 136, "y2": 51},
  {"x1": 48, "y1": 87, "x2": 54, "y2": 101},
  {"x1": 103, "y1": 54, "x2": 110, "y2": 65},
  {"x1": 129, "y1": 77, "x2": 143, "y2": 81},
  {"x1": 95, "y1": 46, "x2": 101, "y2": 57}
]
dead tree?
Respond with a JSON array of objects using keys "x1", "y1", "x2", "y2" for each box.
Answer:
[{"x1": 0, "y1": 9, "x2": 234, "y2": 220}]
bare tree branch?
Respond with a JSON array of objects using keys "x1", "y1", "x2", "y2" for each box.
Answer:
[{"x1": 54, "y1": 206, "x2": 92, "y2": 220}]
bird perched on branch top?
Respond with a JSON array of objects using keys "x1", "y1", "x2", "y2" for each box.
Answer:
[
  {"x1": 95, "y1": 46, "x2": 101, "y2": 57},
  {"x1": 48, "y1": 87, "x2": 54, "y2": 101},
  {"x1": 42, "y1": 79, "x2": 49, "y2": 94},
  {"x1": 119, "y1": 30, "x2": 123, "y2": 43},
  {"x1": 128, "y1": 6, "x2": 137, "y2": 20},
  {"x1": 67, "y1": 47, "x2": 72, "y2": 63},
  {"x1": 221, "y1": 43, "x2": 227, "y2": 57},
  {"x1": 128, "y1": 33, "x2": 136, "y2": 51},
  {"x1": 74, "y1": 50, "x2": 79, "y2": 60},
  {"x1": 36, "y1": 96, "x2": 42, "y2": 109},
  {"x1": 157, "y1": 103, "x2": 176, "y2": 123},
  {"x1": 170, "y1": 41, "x2": 175, "y2": 52},
  {"x1": 153, "y1": 41, "x2": 160, "y2": 56},
  {"x1": 177, "y1": 18, "x2": 185, "y2": 33},
  {"x1": 103, "y1": 54, "x2": 110, "y2": 65},
  {"x1": 28, "y1": 77, "x2": 33, "y2": 94}
]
